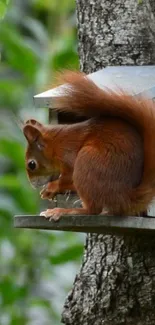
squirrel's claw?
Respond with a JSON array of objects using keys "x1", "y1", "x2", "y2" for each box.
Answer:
[{"x1": 40, "y1": 208, "x2": 64, "y2": 221}]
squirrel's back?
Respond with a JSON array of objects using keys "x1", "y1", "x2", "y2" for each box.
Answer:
[
  {"x1": 53, "y1": 71, "x2": 155, "y2": 214},
  {"x1": 87, "y1": 117, "x2": 143, "y2": 188}
]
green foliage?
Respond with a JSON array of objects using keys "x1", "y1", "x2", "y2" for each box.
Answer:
[
  {"x1": 0, "y1": 0, "x2": 9, "y2": 19},
  {"x1": 0, "y1": 1, "x2": 83, "y2": 325},
  {"x1": 50, "y1": 244, "x2": 84, "y2": 265}
]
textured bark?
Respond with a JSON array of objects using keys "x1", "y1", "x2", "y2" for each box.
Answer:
[
  {"x1": 62, "y1": 1, "x2": 155, "y2": 325},
  {"x1": 77, "y1": 0, "x2": 155, "y2": 73}
]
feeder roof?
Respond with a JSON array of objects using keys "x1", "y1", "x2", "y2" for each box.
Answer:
[{"x1": 34, "y1": 66, "x2": 155, "y2": 108}]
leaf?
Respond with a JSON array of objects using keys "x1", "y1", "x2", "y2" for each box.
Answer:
[
  {"x1": 35, "y1": 0, "x2": 75, "y2": 13},
  {"x1": 0, "y1": 24, "x2": 39, "y2": 82},
  {"x1": 0, "y1": 277, "x2": 27, "y2": 305},
  {"x1": 49, "y1": 244, "x2": 83, "y2": 265},
  {"x1": 23, "y1": 17, "x2": 49, "y2": 45},
  {"x1": 0, "y1": 175, "x2": 20, "y2": 190},
  {"x1": 0, "y1": 139, "x2": 25, "y2": 169},
  {"x1": 0, "y1": 1, "x2": 7, "y2": 19},
  {"x1": 0, "y1": 0, "x2": 9, "y2": 19},
  {"x1": 52, "y1": 49, "x2": 79, "y2": 70},
  {"x1": 0, "y1": 79, "x2": 24, "y2": 107}
]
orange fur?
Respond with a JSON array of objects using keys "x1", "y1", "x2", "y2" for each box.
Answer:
[{"x1": 23, "y1": 72, "x2": 155, "y2": 219}]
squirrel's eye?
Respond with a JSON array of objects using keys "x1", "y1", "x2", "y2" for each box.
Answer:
[{"x1": 28, "y1": 160, "x2": 37, "y2": 171}]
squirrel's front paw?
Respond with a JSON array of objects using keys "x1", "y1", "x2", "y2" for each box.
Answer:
[
  {"x1": 40, "y1": 187, "x2": 56, "y2": 200},
  {"x1": 40, "y1": 208, "x2": 65, "y2": 221},
  {"x1": 40, "y1": 181, "x2": 59, "y2": 200}
]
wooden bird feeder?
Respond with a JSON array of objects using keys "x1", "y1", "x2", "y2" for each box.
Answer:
[{"x1": 14, "y1": 66, "x2": 155, "y2": 235}]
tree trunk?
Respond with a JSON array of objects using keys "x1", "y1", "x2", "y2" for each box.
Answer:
[{"x1": 62, "y1": 1, "x2": 155, "y2": 324}]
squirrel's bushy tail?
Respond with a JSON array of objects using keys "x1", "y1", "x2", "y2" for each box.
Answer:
[{"x1": 55, "y1": 71, "x2": 155, "y2": 213}]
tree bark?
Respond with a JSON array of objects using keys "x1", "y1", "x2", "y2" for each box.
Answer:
[{"x1": 62, "y1": 1, "x2": 155, "y2": 324}]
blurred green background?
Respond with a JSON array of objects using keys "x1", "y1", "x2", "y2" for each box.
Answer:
[{"x1": 0, "y1": 1, "x2": 84, "y2": 324}]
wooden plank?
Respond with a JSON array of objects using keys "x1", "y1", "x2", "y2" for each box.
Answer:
[{"x1": 14, "y1": 215, "x2": 155, "y2": 236}]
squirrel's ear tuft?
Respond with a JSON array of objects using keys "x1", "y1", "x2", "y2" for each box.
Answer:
[{"x1": 23, "y1": 125, "x2": 43, "y2": 145}]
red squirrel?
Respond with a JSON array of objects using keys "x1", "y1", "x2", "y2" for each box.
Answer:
[{"x1": 23, "y1": 71, "x2": 155, "y2": 221}]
